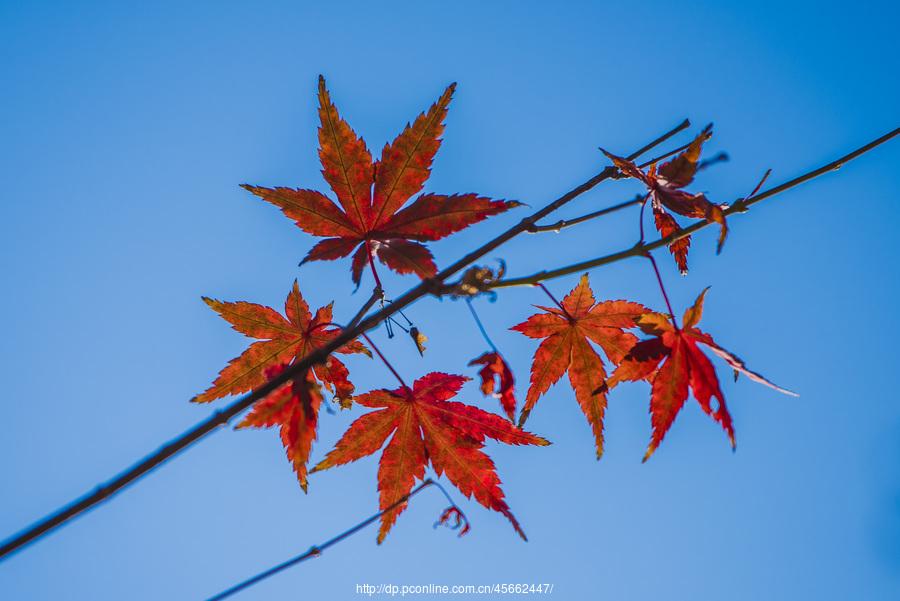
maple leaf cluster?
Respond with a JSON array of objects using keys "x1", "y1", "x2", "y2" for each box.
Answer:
[
  {"x1": 196, "y1": 78, "x2": 540, "y2": 541},
  {"x1": 508, "y1": 275, "x2": 794, "y2": 461},
  {"x1": 193, "y1": 282, "x2": 369, "y2": 490},
  {"x1": 194, "y1": 78, "x2": 795, "y2": 543},
  {"x1": 603, "y1": 126, "x2": 727, "y2": 274}
]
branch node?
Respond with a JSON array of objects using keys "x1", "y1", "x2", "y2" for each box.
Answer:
[
  {"x1": 731, "y1": 199, "x2": 750, "y2": 214},
  {"x1": 442, "y1": 262, "x2": 506, "y2": 299},
  {"x1": 422, "y1": 277, "x2": 443, "y2": 296}
]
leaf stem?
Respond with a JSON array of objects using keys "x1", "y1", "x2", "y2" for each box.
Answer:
[
  {"x1": 536, "y1": 283, "x2": 571, "y2": 320},
  {"x1": 364, "y1": 240, "x2": 383, "y2": 290},
  {"x1": 386, "y1": 316, "x2": 410, "y2": 334},
  {"x1": 465, "y1": 298, "x2": 499, "y2": 354},
  {"x1": 637, "y1": 193, "x2": 650, "y2": 243},
  {"x1": 359, "y1": 332, "x2": 409, "y2": 392},
  {"x1": 635, "y1": 190, "x2": 676, "y2": 324},
  {"x1": 646, "y1": 252, "x2": 677, "y2": 326}
]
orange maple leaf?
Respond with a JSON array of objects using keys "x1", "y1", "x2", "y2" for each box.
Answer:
[
  {"x1": 609, "y1": 288, "x2": 797, "y2": 461},
  {"x1": 312, "y1": 373, "x2": 549, "y2": 543},
  {"x1": 193, "y1": 280, "x2": 369, "y2": 405},
  {"x1": 511, "y1": 274, "x2": 648, "y2": 458},
  {"x1": 603, "y1": 127, "x2": 726, "y2": 273},
  {"x1": 243, "y1": 76, "x2": 517, "y2": 286}
]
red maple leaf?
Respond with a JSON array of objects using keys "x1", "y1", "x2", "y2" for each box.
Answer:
[
  {"x1": 511, "y1": 275, "x2": 648, "y2": 458},
  {"x1": 654, "y1": 209, "x2": 691, "y2": 275},
  {"x1": 603, "y1": 127, "x2": 726, "y2": 273},
  {"x1": 468, "y1": 351, "x2": 517, "y2": 421},
  {"x1": 236, "y1": 364, "x2": 323, "y2": 491},
  {"x1": 312, "y1": 373, "x2": 549, "y2": 543},
  {"x1": 609, "y1": 288, "x2": 797, "y2": 461},
  {"x1": 243, "y1": 77, "x2": 517, "y2": 286},
  {"x1": 193, "y1": 280, "x2": 369, "y2": 406}
]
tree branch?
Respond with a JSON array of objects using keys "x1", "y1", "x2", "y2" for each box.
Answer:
[
  {"x1": 0, "y1": 118, "x2": 692, "y2": 562},
  {"x1": 347, "y1": 286, "x2": 383, "y2": 329},
  {"x1": 526, "y1": 194, "x2": 646, "y2": 233},
  {"x1": 526, "y1": 143, "x2": 727, "y2": 235},
  {"x1": 205, "y1": 478, "x2": 467, "y2": 601},
  {"x1": 490, "y1": 126, "x2": 900, "y2": 289}
]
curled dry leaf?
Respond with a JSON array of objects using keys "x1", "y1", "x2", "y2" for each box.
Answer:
[
  {"x1": 469, "y1": 351, "x2": 517, "y2": 421},
  {"x1": 243, "y1": 77, "x2": 518, "y2": 286},
  {"x1": 409, "y1": 326, "x2": 428, "y2": 356},
  {"x1": 445, "y1": 261, "x2": 506, "y2": 298},
  {"x1": 609, "y1": 288, "x2": 797, "y2": 461},
  {"x1": 435, "y1": 506, "x2": 471, "y2": 537}
]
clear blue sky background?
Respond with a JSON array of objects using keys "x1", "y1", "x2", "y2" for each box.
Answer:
[{"x1": 1, "y1": 1, "x2": 899, "y2": 599}]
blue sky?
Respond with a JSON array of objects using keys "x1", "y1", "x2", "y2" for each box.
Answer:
[{"x1": 1, "y1": 0, "x2": 899, "y2": 599}]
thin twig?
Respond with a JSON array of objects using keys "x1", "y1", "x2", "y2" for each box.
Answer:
[
  {"x1": 697, "y1": 151, "x2": 729, "y2": 171},
  {"x1": 536, "y1": 283, "x2": 571, "y2": 320},
  {"x1": 360, "y1": 333, "x2": 409, "y2": 391},
  {"x1": 633, "y1": 125, "x2": 712, "y2": 171},
  {"x1": 524, "y1": 133, "x2": 702, "y2": 235},
  {"x1": 745, "y1": 168, "x2": 772, "y2": 199},
  {"x1": 205, "y1": 479, "x2": 443, "y2": 601},
  {"x1": 526, "y1": 194, "x2": 645, "y2": 233},
  {"x1": 429, "y1": 119, "x2": 691, "y2": 281},
  {"x1": 527, "y1": 140, "x2": 726, "y2": 235},
  {"x1": 347, "y1": 287, "x2": 383, "y2": 329},
  {"x1": 489, "y1": 126, "x2": 900, "y2": 289}
]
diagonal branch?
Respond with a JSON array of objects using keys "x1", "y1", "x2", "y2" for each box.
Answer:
[
  {"x1": 0, "y1": 118, "x2": 692, "y2": 561},
  {"x1": 205, "y1": 478, "x2": 467, "y2": 601},
  {"x1": 526, "y1": 194, "x2": 645, "y2": 233},
  {"x1": 347, "y1": 286, "x2": 384, "y2": 329},
  {"x1": 489, "y1": 126, "x2": 900, "y2": 289}
]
